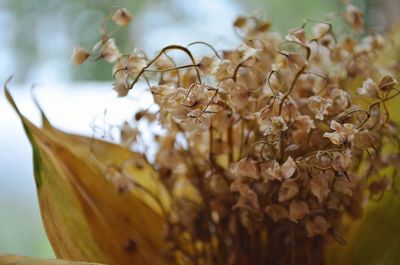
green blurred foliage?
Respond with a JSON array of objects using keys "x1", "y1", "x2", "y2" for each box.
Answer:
[{"x1": 4, "y1": 0, "x2": 153, "y2": 82}]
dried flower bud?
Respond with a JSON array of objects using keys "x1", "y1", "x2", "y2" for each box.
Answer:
[
  {"x1": 234, "y1": 16, "x2": 247, "y2": 28},
  {"x1": 112, "y1": 8, "x2": 133, "y2": 26},
  {"x1": 71, "y1": 46, "x2": 90, "y2": 65},
  {"x1": 265, "y1": 157, "x2": 296, "y2": 181},
  {"x1": 379, "y1": 75, "x2": 397, "y2": 91}
]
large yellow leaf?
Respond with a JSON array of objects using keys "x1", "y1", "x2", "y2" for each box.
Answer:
[
  {"x1": 5, "y1": 85, "x2": 173, "y2": 265},
  {"x1": 0, "y1": 255, "x2": 103, "y2": 265},
  {"x1": 325, "y1": 192, "x2": 400, "y2": 265},
  {"x1": 31, "y1": 94, "x2": 171, "y2": 216}
]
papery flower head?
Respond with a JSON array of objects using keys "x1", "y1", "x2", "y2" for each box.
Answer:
[{"x1": 323, "y1": 120, "x2": 358, "y2": 145}]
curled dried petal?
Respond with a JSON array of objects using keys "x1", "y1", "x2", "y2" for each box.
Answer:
[{"x1": 358, "y1": 78, "x2": 378, "y2": 97}]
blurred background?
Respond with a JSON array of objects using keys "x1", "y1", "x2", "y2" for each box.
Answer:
[{"x1": 0, "y1": 0, "x2": 399, "y2": 259}]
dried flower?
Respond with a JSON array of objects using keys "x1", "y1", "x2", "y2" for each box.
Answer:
[
  {"x1": 198, "y1": 56, "x2": 221, "y2": 75},
  {"x1": 112, "y1": 78, "x2": 130, "y2": 97},
  {"x1": 287, "y1": 27, "x2": 306, "y2": 43},
  {"x1": 310, "y1": 172, "x2": 330, "y2": 202},
  {"x1": 308, "y1": 95, "x2": 332, "y2": 120},
  {"x1": 312, "y1": 23, "x2": 330, "y2": 39},
  {"x1": 112, "y1": 8, "x2": 133, "y2": 26},
  {"x1": 323, "y1": 120, "x2": 358, "y2": 145},
  {"x1": 345, "y1": 4, "x2": 364, "y2": 31},
  {"x1": 232, "y1": 158, "x2": 260, "y2": 179},
  {"x1": 100, "y1": 38, "x2": 121, "y2": 63},
  {"x1": 113, "y1": 53, "x2": 147, "y2": 77},
  {"x1": 295, "y1": 115, "x2": 315, "y2": 132},
  {"x1": 265, "y1": 157, "x2": 297, "y2": 181},
  {"x1": 230, "y1": 85, "x2": 250, "y2": 110},
  {"x1": 71, "y1": 46, "x2": 90, "y2": 65}
]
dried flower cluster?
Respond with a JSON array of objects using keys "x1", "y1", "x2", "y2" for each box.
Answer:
[{"x1": 73, "y1": 5, "x2": 400, "y2": 265}]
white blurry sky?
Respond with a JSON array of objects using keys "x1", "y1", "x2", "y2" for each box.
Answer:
[{"x1": 0, "y1": 0, "x2": 358, "y2": 258}]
